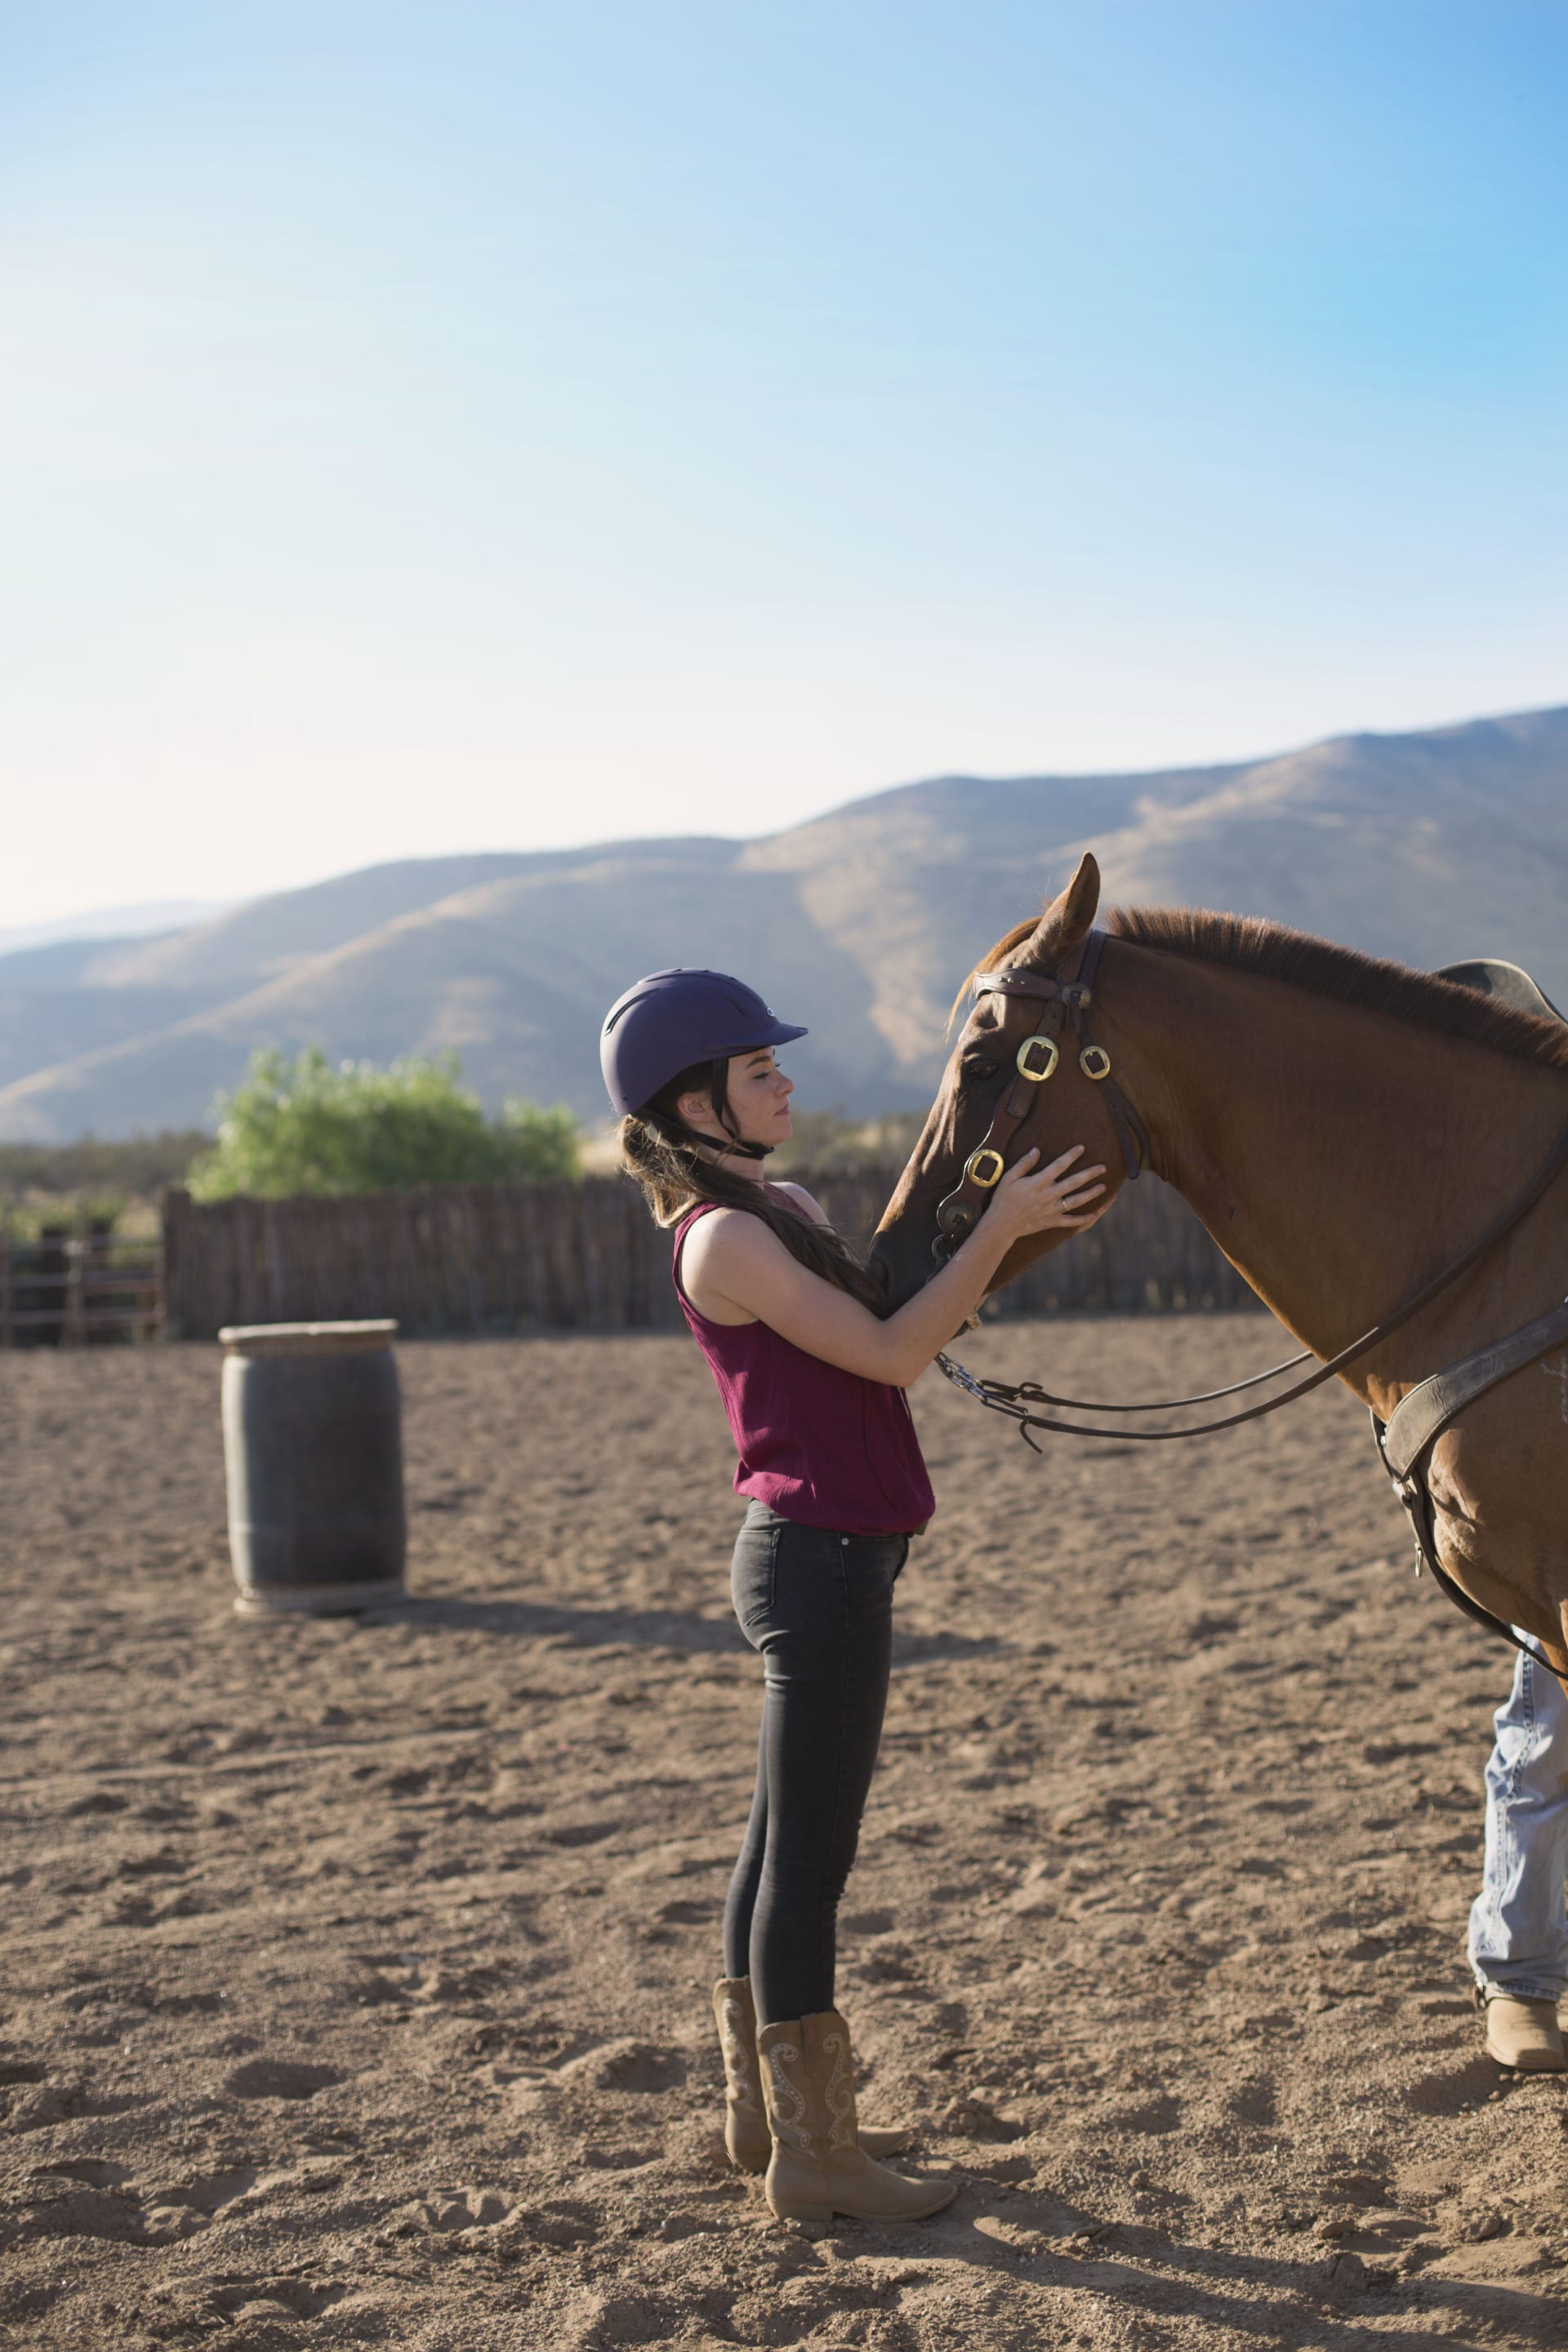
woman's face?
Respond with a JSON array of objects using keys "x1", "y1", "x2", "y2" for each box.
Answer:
[{"x1": 678, "y1": 1047, "x2": 794, "y2": 1151}]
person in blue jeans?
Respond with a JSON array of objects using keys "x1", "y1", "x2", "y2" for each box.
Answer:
[{"x1": 1471, "y1": 1651, "x2": 1568, "y2": 2071}]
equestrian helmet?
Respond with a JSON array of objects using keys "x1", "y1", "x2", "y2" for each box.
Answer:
[{"x1": 599, "y1": 969, "x2": 807, "y2": 1117}]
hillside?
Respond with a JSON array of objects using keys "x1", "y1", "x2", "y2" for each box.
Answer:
[{"x1": 2, "y1": 705, "x2": 1566, "y2": 1140}]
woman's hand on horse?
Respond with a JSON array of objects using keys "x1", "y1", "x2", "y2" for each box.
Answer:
[
  {"x1": 991, "y1": 1146, "x2": 1107, "y2": 1236},
  {"x1": 676, "y1": 1145, "x2": 1107, "y2": 1388}
]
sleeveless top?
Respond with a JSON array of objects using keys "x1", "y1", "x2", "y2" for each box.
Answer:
[{"x1": 672, "y1": 1200, "x2": 934, "y2": 1537}]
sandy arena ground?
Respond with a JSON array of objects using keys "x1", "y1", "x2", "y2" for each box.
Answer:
[{"x1": 2, "y1": 1317, "x2": 1566, "y2": 2352}]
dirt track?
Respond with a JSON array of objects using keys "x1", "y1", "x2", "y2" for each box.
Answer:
[{"x1": 2, "y1": 1318, "x2": 1566, "y2": 2351}]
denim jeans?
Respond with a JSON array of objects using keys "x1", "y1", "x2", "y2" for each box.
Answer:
[
  {"x1": 722, "y1": 1499, "x2": 909, "y2": 2026},
  {"x1": 1468, "y1": 1649, "x2": 1568, "y2": 2004}
]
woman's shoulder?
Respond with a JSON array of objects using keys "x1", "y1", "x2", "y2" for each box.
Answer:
[
  {"x1": 681, "y1": 1201, "x2": 781, "y2": 1263},
  {"x1": 766, "y1": 1180, "x2": 831, "y2": 1227},
  {"x1": 676, "y1": 1201, "x2": 784, "y2": 1326}
]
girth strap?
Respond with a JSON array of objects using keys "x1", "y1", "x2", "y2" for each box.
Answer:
[
  {"x1": 1372, "y1": 1398, "x2": 1566, "y2": 1675},
  {"x1": 1381, "y1": 1294, "x2": 1568, "y2": 1481},
  {"x1": 1370, "y1": 1294, "x2": 1568, "y2": 1673}
]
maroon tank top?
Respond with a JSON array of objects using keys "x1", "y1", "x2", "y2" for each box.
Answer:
[{"x1": 673, "y1": 1202, "x2": 934, "y2": 1537}]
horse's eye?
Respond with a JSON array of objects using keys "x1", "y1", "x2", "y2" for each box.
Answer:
[{"x1": 960, "y1": 1056, "x2": 1000, "y2": 1087}]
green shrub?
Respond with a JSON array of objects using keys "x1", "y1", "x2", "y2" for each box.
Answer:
[{"x1": 188, "y1": 1049, "x2": 579, "y2": 1200}]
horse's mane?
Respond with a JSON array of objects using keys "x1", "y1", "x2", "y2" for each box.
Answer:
[{"x1": 959, "y1": 906, "x2": 1568, "y2": 1073}]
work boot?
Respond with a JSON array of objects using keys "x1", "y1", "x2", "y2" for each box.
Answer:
[
  {"x1": 757, "y1": 2008, "x2": 956, "y2": 2226},
  {"x1": 1480, "y1": 1989, "x2": 1566, "y2": 2072},
  {"x1": 712, "y1": 1979, "x2": 909, "y2": 2174}
]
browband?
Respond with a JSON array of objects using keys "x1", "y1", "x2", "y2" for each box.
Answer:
[{"x1": 973, "y1": 970, "x2": 1093, "y2": 1008}]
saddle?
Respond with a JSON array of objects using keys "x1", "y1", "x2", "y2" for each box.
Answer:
[
  {"x1": 1374, "y1": 957, "x2": 1568, "y2": 1667},
  {"x1": 1435, "y1": 957, "x2": 1565, "y2": 1025}
]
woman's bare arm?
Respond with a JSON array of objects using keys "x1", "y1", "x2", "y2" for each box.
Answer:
[{"x1": 679, "y1": 1148, "x2": 1106, "y2": 1387}]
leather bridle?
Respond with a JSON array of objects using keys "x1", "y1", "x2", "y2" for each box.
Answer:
[{"x1": 932, "y1": 929, "x2": 1151, "y2": 1262}]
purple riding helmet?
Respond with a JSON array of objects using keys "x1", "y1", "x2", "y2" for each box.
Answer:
[{"x1": 600, "y1": 969, "x2": 806, "y2": 1157}]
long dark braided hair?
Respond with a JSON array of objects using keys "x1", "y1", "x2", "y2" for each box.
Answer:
[{"x1": 619, "y1": 1059, "x2": 888, "y2": 1313}]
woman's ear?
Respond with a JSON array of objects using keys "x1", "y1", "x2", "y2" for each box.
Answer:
[{"x1": 675, "y1": 1085, "x2": 715, "y2": 1128}]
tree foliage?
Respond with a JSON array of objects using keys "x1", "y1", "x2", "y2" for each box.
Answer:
[
  {"x1": 188, "y1": 1049, "x2": 579, "y2": 1200},
  {"x1": 0, "y1": 1131, "x2": 207, "y2": 1201}
]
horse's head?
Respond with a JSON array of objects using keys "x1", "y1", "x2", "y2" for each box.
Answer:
[{"x1": 871, "y1": 852, "x2": 1136, "y2": 1311}]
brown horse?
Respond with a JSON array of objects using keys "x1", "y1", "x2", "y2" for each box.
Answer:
[{"x1": 870, "y1": 853, "x2": 1568, "y2": 1669}]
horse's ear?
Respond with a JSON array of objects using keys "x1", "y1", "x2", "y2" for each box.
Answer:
[{"x1": 1022, "y1": 853, "x2": 1101, "y2": 969}]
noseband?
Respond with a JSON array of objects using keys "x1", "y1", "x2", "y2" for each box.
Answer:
[{"x1": 932, "y1": 929, "x2": 1150, "y2": 1262}]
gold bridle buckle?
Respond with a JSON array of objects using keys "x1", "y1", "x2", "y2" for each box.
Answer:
[
  {"x1": 1015, "y1": 1034, "x2": 1059, "y2": 1082},
  {"x1": 965, "y1": 1146, "x2": 1006, "y2": 1190},
  {"x1": 1079, "y1": 1045, "x2": 1111, "y2": 1081}
]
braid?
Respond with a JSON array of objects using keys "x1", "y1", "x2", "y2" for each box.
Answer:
[{"x1": 618, "y1": 1066, "x2": 888, "y2": 1316}]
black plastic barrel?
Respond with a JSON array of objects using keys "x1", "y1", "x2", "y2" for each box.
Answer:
[{"x1": 220, "y1": 1321, "x2": 407, "y2": 1616}]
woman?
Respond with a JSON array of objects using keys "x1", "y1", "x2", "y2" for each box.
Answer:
[{"x1": 601, "y1": 967, "x2": 1106, "y2": 2227}]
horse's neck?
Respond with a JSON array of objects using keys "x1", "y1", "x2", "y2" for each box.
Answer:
[{"x1": 1111, "y1": 947, "x2": 1568, "y2": 1392}]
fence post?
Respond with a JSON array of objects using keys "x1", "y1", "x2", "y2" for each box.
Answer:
[
  {"x1": 160, "y1": 1187, "x2": 189, "y2": 1340},
  {"x1": 62, "y1": 1205, "x2": 86, "y2": 1348}
]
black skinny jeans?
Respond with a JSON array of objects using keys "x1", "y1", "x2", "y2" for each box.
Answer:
[{"x1": 723, "y1": 1499, "x2": 909, "y2": 2025}]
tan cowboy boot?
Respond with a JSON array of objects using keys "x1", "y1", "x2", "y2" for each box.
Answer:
[
  {"x1": 712, "y1": 1979, "x2": 909, "y2": 2173},
  {"x1": 757, "y1": 2008, "x2": 956, "y2": 2226},
  {"x1": 1481, "y1": 1991, "x2": 1566, "y2": 2072}
]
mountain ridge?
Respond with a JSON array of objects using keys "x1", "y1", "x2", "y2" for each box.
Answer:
[{"x1": 3, "y1": 702, "x2": 1565, "y2": 1141}]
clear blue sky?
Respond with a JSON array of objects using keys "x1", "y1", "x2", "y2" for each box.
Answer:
[{"x1": 3, "y1": 0, "x2": 1565, "y2": 929}]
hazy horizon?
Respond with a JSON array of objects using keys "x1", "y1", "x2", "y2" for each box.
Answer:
[{"x1": 9, "y1": 692, "x2": 1564, "y2": 956}]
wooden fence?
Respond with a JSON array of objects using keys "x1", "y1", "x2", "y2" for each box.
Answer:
[
  {"x1": 160, "y1": 1167, "x2": 1259, "y2": 1341},
  {"x1": 0, "y1": 1209, "x2": 163, "y2": 1348}
]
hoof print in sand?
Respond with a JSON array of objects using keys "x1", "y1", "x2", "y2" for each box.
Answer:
[
  {"x1": 568, "y1": 2292, "x2": 680, "y2": 2346},
  {"x1": 139, "y1": 2203, "x2": 210, "y2": 2244},
  {"x1": 7, "y1": 2079, "x2": 132, "y2": 2131},
  {"x1": 514, "y1": 2203, "x2": 597, "y2": 2248},
  {"x1": 225, "y1": 2058, "x2": 343, "y2": 2101},
  {"x1": 1098, "y1": 2095, "x2": 1184, "y2": 2137},
  {"x1": 396, "y1": 2194, "x2": 598, "y2": 2252},
  {"x1": 1403, "y1": 2057, "x2": 1499, "y2": 2116},
  {"x1": 22, "y1": 2188, "x2": 145, "y2": 2243},
  {"x1": 402, "y1": 2185, "x2": 511, "y2": 2233},
  {"x1": 938, "y1": 2096, "x2": 1025, "y2": 2141},
  {"x1": 579, "y1": 2144, "x2": 658, "y2": 2171},
  {"x1": 1319, "y1": 2249, "x2": 1396, "y2": 2299},
  {"x1": 21, "y1": 2167, "x2": 214, "y2": 2247},
  {"x1": 563, "y1": 2040, "x2": 687, "y2": 2094},
  {"x1": 142, "y1": 2165, "x2": 258, "y2": 2216}
]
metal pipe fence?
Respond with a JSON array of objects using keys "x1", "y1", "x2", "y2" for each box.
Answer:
[{"x1": 0, "y1": 1209, "x2": 163, "y2": 1347}]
